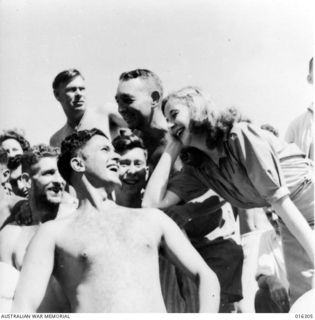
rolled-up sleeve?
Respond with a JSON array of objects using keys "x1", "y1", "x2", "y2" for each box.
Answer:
[{"x1": 230, "y1": 123, "x2": 289, "y2": 204}]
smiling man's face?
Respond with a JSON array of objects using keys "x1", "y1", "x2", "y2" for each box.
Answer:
[
  {"x1": 79, "y1": 135, "x2": 121, "y2": 188},
  {"x1": 115, "y1": 78, "x2": 154, "y2": 130},
  {"x1": 118, "y1": 147, "x2": 148, "y2": 195},
  {"x1": 31, "y1": 156, "x2": 65, "y2": 205}
]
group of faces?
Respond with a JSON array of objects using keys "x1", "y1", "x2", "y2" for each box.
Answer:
[
  {"x1": 0, "y1": 132, "x2": 149, "y2": 204},
  {"x1": 54, "y1": 71, "x2": 195, "y2": 147},
  {"x1": 69, "y1": 132, "x2": 149, "y2": 195}
]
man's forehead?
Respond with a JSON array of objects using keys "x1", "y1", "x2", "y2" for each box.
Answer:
[
  {"x1": 59, "y1": 75, "x2": 85, "y2": 89},
  {"x1": 120, "y1": 147, "x2": 147, "y2": 161},
  {"x1": 117, "y1": 77, "x2": 150, "y2": 94},
  {"x1": 32, "y1": 156, "x2": 58, "y2": 172},
  {"x1": 10, "y1": 166, "x2": 22, "y2": 179},
  {"x1": 83, "y1": 134, "x2": 112, "y2": 148},
  {"x1": 1, "y1": 138, "x2": 21, "y2": 148}
]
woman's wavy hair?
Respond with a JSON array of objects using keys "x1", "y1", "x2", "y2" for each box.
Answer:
[
  {"x1": 0, "y1": 129, "x2": 31, "y2": 152},
  {"x1": 162, "y1": 86, "x2": 250, "y2": 149}
]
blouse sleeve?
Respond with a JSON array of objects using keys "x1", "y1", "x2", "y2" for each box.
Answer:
[{"x1": 229, "y1": 123, "x2": 289, "y2": 204}]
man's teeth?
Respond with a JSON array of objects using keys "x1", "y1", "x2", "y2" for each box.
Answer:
[
  {"x1": 176, "y1": 128, "x2": 183, "y2": 137},
  {"x1": 107, "y1": 165, "x2": 118, "y2": 172}
]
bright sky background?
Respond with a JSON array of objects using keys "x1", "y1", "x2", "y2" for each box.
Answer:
[{"x1": 0, "y1": 0, "x2": 313, "y2": 145}]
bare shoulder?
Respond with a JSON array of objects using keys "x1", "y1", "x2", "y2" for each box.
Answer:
[
  {"x1": 0, "y1": 223, "x2": 22, "y2": 249},
  {"x1": 0, "y1": 195, "x2": 24, "y2": 228},
  {"x1": 38, "y1": 212, "x2": 76, "y2": 238},
  {"x1": 133, "y1": 207, "x2": 172, "y2": 228}
]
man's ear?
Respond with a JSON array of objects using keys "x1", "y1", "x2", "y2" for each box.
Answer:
[
  {"x1": 53, "y1": 89, "x2": 61, "y2": 101},
  {"x1": 21, "y1": 172, "x2": 31, "y2": 187},
  {"x1": 144, "y1": 166, "x2": 150, "y2": 182},
  {"x1": 151, "y1": 91, "x2": 160, "y2": 106},
  {"x1": 1, "y1": 169, "x2": 10, "y2": 183},
  {"x1": 70, "y1": 157, "x2": 85, "y2": 173}
]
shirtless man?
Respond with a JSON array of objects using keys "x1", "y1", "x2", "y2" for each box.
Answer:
[
  {"x1": 12, "y1": 128, "x2": 220, "y2": 313},
  {"x1": 115, "y1": 69, "x2": 169, "y2": 169},
  {"x1": 0, "y1": 144, "x2": 71, "y2": 312},
  {"x1": 50, "y1": 69, "x2": 126, "y2": 147}
]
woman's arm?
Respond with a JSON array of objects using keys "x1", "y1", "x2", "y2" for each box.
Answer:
[
  {"x1": 142, "y1": 137, "x2": 182, "y2": 208},
  {"x1": 271, "y1": 195, "x2": 315, "y2": 261}
]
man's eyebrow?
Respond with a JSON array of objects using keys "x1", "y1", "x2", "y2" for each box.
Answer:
[
  {"x1": 42, "y1": 169, "x2": 56, "y2": 174},
  {"x1": 116, "y1": 93, "x2": 133, "y2": 99}
]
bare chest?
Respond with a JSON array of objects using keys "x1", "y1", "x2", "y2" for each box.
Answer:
[{"x1": 54, "y1": 213, "x2": 157, "y2": 278}]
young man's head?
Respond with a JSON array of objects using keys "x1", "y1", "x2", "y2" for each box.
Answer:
[
  {"x1": 113, "y1": 129, "x2": 148, "y2": 196},
  {"x1": 58, "y1": 129, "x2": 121, "y2": 192},
  {"x1": 0, "y1": 130, "x2": 31, "y2": 197},
  {"x1": 53, "y1": 69, "x2": 86, "y2": 125},
  {"x1": 0, "y1": 147, "x2": 10, "y2": 190},
  {"x1": 21, "y1": 144, "x2": 64, "y2": 207},
  {"x1": 115, "y1": 69, "x2": 163, "y2": 130}
]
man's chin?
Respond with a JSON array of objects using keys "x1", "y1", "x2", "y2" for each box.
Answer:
[
  {"x1": 46, "y1": 195, "x2": 63, "y2": 205},
  {"x1": 122, "y1": 182, "x2": 141, "y2": 191}
]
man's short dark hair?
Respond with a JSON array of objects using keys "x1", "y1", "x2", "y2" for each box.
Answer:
[
  {"x1": 52, "y1": 69, "x2": 84, "y2": 90},
  {"x1": 119, "y1": 69, "x2": 163, "y2": 98},
  {"x1": 58, "y1": 128, "x2": 108, "y2": 184},
  {"x1": 0, "y1": 129, "x2": 31, "y2": 153},
  {"x1": 21, "y1": 144, "x2": 60, "y2": 175},
  {"x1": 0, "y1": 147, "x2": 8, "y2": 166},
  {"x1": 112, "y1": 129, "x2": 146, "y2": 155}
]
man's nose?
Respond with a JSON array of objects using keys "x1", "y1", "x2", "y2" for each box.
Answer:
[
  {"x1": 52, "y1": 171, "x2": 65, "y2": 185},
  {"x1": 118, "y1": 104, "x2": 127, "y2": 115},
  {"x1": 111, "y1": 151, "x2": 121, "y2": 164},
  {"x1": 127, "y1": 164, "x2": 137, "y2": 174},
  {"x1": 7, "y1": 149, "x2": 15, "y2": 157},
  {"x1": 167, "y1": 121, "x2": 175, "y2": 129},
  {"x1": 74, "y1": 88, "x2": 83, "y2": 96}
]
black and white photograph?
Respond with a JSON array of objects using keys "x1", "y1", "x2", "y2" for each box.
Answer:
[{"x1": 0, "y1": 0, "x2": 314, "y2": 317}]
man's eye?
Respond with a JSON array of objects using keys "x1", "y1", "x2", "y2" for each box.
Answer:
[
  {"x1": 102, "y1": 147, "x2": 110, "y2": 152},
  {"x1": 119, "y1": 161, "x2": 130, "y2": 166},
  {"x1": 43, "y1": 170, "x2": 55, "y2": 176},
  {"x1": 170, "y1": 111, "x2": 178, "y2": 119},
  {"x1": 123, "y1": 97, "x2": 133, "y2": 104},
  {"x1": 135, "y1": 162, "x2": 144, "y2": 168}
]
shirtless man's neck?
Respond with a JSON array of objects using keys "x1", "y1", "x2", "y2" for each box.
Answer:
[{"x1": 72, "y1": 174, "x2": 114, "y2": 212}]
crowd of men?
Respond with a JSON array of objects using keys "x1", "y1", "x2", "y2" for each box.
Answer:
[{"x1": 0, "y1": 59, "x2": 313, "y2": 313}]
